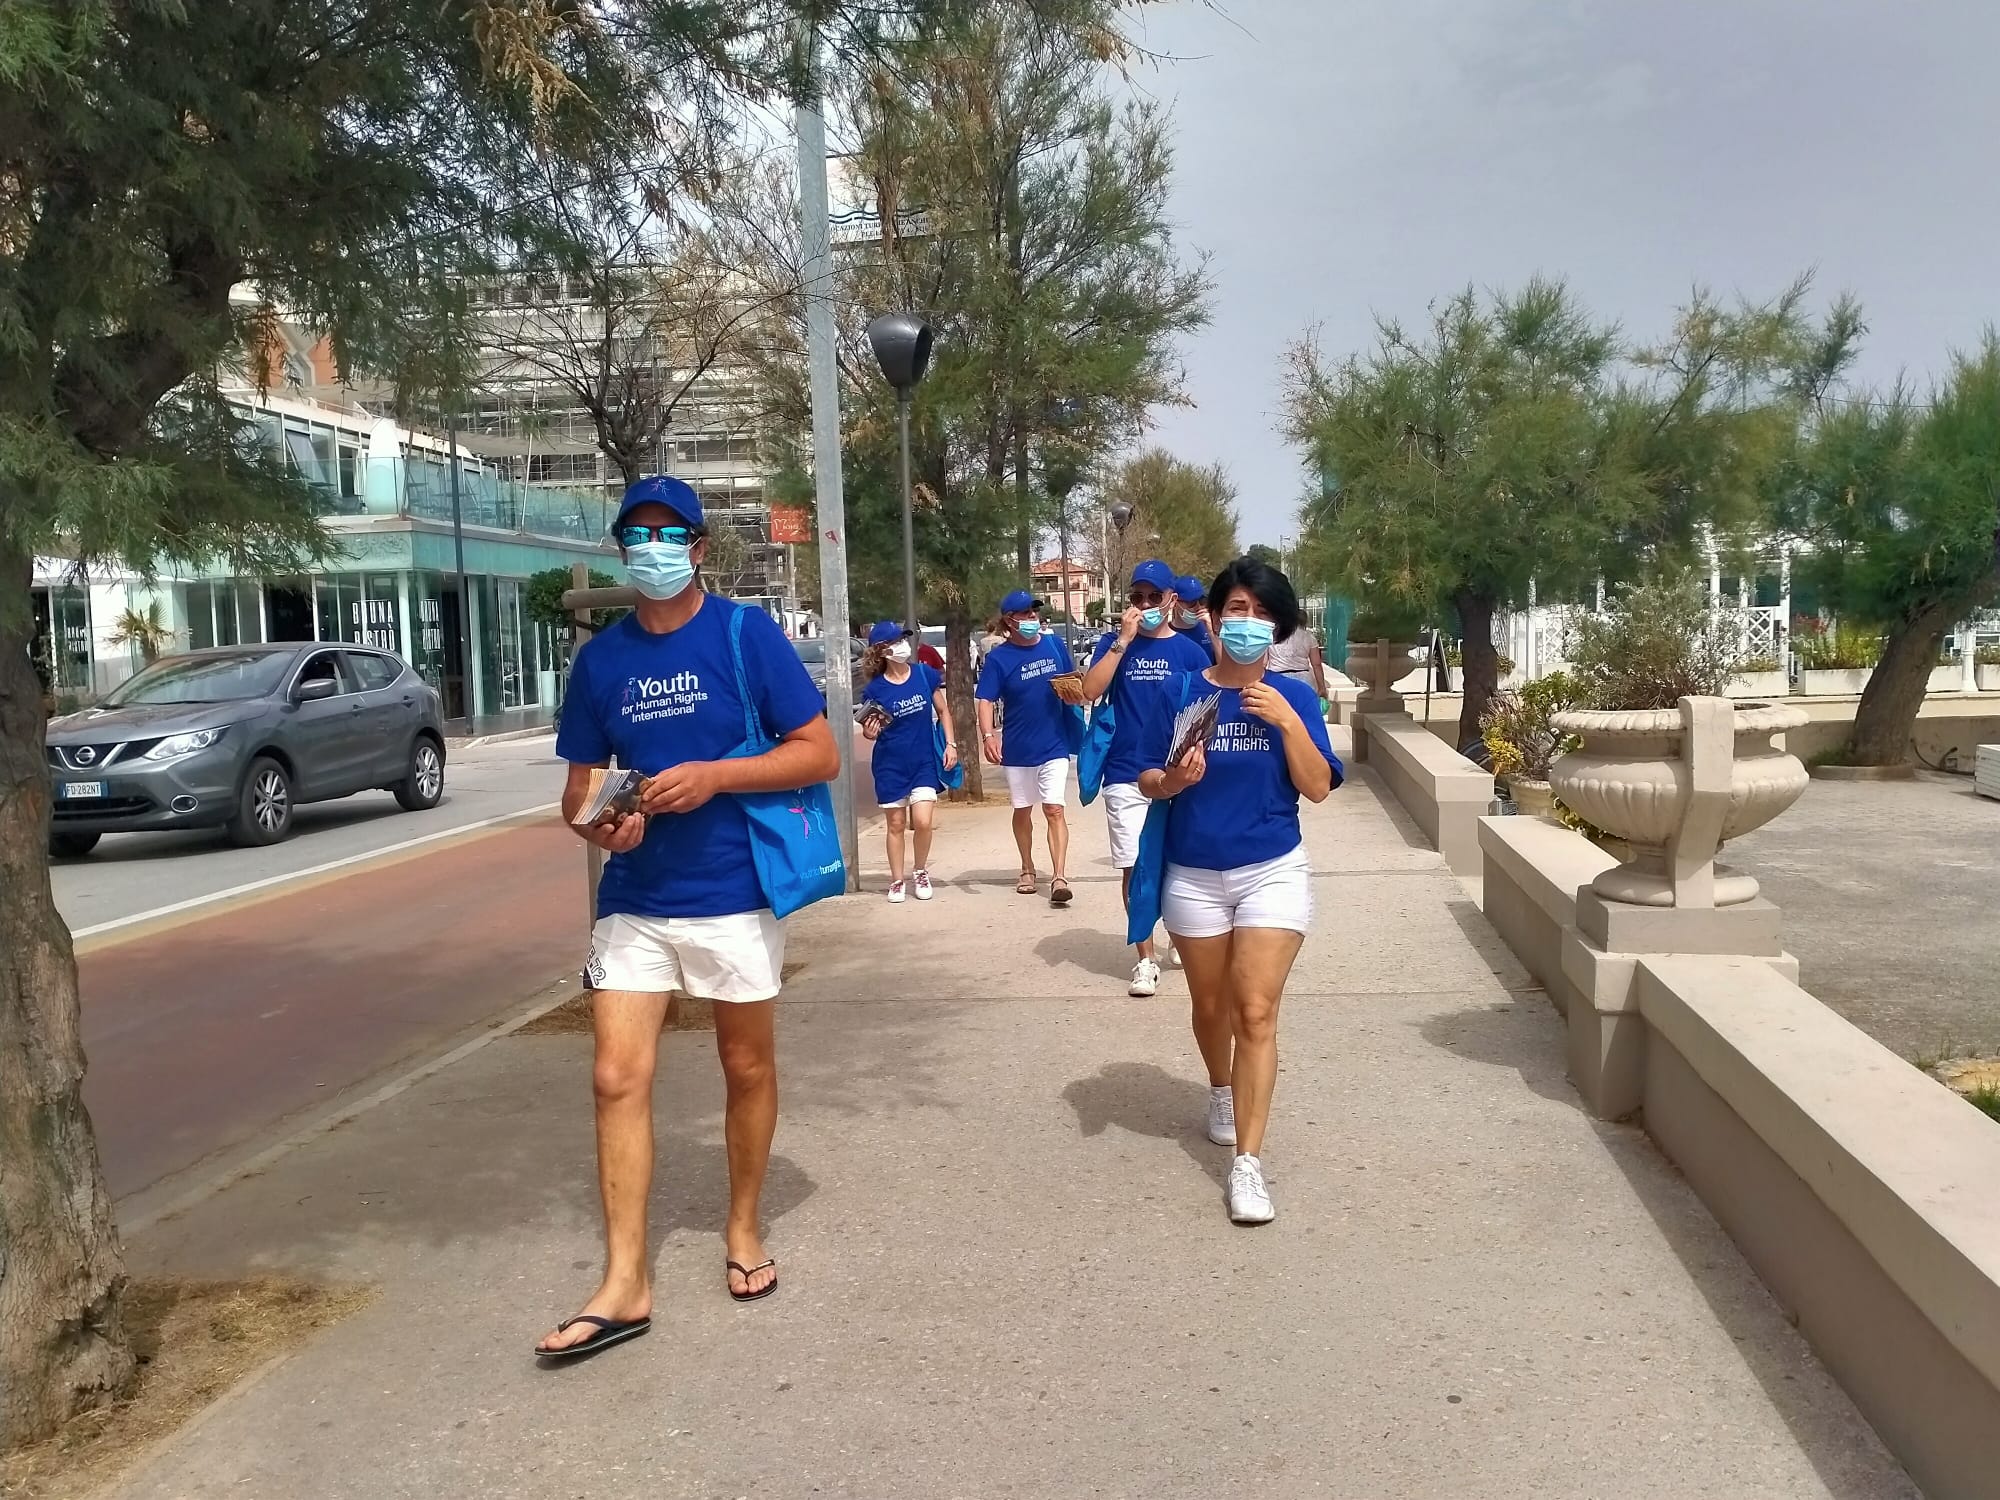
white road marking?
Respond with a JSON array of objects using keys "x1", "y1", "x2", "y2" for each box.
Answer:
[{"x1": 71, "y1": 802, "x2": 561, "y2": 939}]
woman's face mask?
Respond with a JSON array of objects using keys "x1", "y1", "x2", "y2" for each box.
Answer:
[
  {"x1": 887, "y1": 641, "x2": 912, "y2": 663},
  {"x1": 1013, "y1": 616, "x2": 1043, "y2": 640},
  {"x1": 1218, "y1": 616, "x2": 1276, "y2": 664}
]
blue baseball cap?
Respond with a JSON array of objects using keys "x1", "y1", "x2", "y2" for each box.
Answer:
[
  {"x1": 612, "y1": 474, "x2": 704, "y2": 533},
  {"x1": 867, "y1": 620, "x2": 910, "y2": 646},
  {"x1": 999, "y1": 589, "x2": 1044, "y2": 614},
  {"x1": 1175, "y1": 574, "x2": 1206, "y2": 602},
  {"x1": 1129, "y1": 559, "x2": 1176, "y2": 593}
]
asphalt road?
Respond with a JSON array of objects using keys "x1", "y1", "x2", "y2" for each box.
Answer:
[{"x1": 52, "y1": 735, "x2": 566, "y2": 933}]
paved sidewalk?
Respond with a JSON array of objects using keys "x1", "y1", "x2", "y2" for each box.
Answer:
[{"x1": 113, "y1": 735, "x2": 1914, "y2": 1498}]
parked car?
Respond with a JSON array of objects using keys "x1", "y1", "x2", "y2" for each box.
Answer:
[
  {"x1": 44, "y1": 643, "x2": 447, "y2": 856},
  {"x1": 792, "y1": 635, "x2": 865, "y2": 704}
]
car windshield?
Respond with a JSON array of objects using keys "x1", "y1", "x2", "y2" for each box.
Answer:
[
  {"x1": 793, "y1": 640, "x2": 826, "y2": 665},
  {"x1": 105, "y1": 650, "x2": 292, "y2": 705}
]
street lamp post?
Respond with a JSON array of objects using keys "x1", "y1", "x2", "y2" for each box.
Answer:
[
  {"x1": 865, "y1": 312, "x2": 935, "y2": 633},
  {"x1": 1108, "y1": 501, "x2": 1135, "y2": 605}
]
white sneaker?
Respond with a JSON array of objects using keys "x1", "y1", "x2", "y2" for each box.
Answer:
[
  {"x1": 1226, "y1": 1154, "x2": 1275, "y2": 1224},
  {"x1": 1166, "y1": 944, "x2": 1182, "y2": 968},
  {"x1": 887, "y1": 880, "x2": 906, "y2": 904},
  {"x1": 1128, "y1": 958, "x2": 1161, "y2": 997},
  {"x1": 912, "y1": 869, "x2": 935, "y2": 901},
  {"x1": 1206, "y1": 1086, "x2": 1237, "y2": 1146}
]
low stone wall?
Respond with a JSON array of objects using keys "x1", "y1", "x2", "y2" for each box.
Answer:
[
  {"x1": 1358, "y1": 713, "x2": 1490, "y2": 875},
  {"x1": 1477, "y1": 813, "x2": 2000, "y2": 1499}
]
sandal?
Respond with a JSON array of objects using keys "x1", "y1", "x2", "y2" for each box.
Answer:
[
  {"x1": 534, "y1": 1313, "x2": 651, "y2": 1360},
  {"x1": 1049, "y1": 877, "x2": 1073, "y2": 907},
  {"x1": 726, "y1": 1258, "x2": 779, "y2": 1303},
  {"x1": 1015, "y1": 870, "x2": 1038, "y2": 895}
]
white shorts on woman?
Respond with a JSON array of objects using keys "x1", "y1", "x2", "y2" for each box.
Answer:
[
  {"x1": 1003, "y1": 757, "x2": 1070, "y2": 808},
  {"x1": 1101, "y1": 780, "x2": 1150, "y2": 869},
  {"x1": 1162, "y1": 846, "x2": 1313, "y2": 938}
]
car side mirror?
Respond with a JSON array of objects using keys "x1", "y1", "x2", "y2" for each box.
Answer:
[{"x1": 295, "y1": 677, "x2": 338, "y2": 703}]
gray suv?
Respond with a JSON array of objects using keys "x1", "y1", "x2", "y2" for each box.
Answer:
[{"x1": 45, "y1": 643, "x2": 447, "y2": 856}]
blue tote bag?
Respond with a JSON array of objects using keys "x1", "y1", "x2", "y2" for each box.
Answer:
[
  {"x1": 726, "y1": 606, "x2": 846, "y2": 919},
  {"x1": 1077, "y1": 699, "x2": 1115, "y2": 806},
  {"x1": 1124, "y1": 675, "x2": 1196, "y2": 945},
  {"x1": 934, "y1": 717, "x2": 965, "y2": 791}
]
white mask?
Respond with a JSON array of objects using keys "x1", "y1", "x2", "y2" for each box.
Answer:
[{"x1": 887, "y1": 641, "x2": 912, "y2": 663}]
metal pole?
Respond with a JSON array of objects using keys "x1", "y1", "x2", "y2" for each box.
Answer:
[
  {"x1": 571, "y1": 562, "x2": 603, "y2": 921},
  {"x1": 448, "y1": 405, "x2": 471, "y2": 729},
  {"x1": 1056, "y1": 488, "x2": 1073, "y2": 630},
  {"x1": 796, "y1": 84, "x2": 859, "y2": 890},
  {"x1": 897, "y1": 392, "x2": 918, "y2": 634}
]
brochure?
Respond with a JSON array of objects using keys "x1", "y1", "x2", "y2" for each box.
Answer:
[{"x1": 571, "y1": 767, "x2": 645, "y2": 827}]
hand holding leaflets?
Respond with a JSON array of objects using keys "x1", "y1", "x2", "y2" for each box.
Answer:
[
  {"x1": 1048, "y1": 670, "x2": 1087, "y2": 706},
  {"x1": 571, "y1": 767, "x2": 648, "y2": 851},
  {"x1": 1162, "y1": 688, "x2": 1221, "y2": 793}
]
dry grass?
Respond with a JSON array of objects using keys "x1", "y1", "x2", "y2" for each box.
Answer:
[
  {"x1": 1, "y1": 1277, "x2": 371, "y2": 1500},
  {"x1": 515, "y1": 961, "x2": 807, "y2": 1036}
]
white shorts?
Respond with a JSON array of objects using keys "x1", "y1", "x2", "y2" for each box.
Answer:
[
  {"x1": 583, "y1": 910, "x2": 785, "y2": 1003},
  {"x1": 879, "y1": 785, "x2": 939, "y2": 811},
  {"x1": 1004, "y1": 758, "x2": 1070, "y2": 809},
  {"x1": 1162, "y1": 847, "x2": 1314, "y2": 939},
  {"x1": 1102, "y1": 781, "x2": 1150, "y2": 869}
]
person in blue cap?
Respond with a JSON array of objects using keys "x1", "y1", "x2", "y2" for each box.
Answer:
[
  {"x1": 858, "y1": 619, "x2": 956, "y2": 903},
  {"x1": 1078, "y1": 559, "x2": 1212, "y2": 996},
  {"x1": 975, "y1": 588, "x2": 1084, "y2": 903},
  {"x1": 1137, "y1": 555, "x2": 1342, "y2": 1226},
  {"x1": 1172, "y1": 574, "x2": 1216, "y2": 661},
  {"x1": 539, "y1": 474, "x2": 839, "y2": 1356}
]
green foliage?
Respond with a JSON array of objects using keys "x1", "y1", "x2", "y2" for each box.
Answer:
[
  {"x1": 524, "y1": 567, "x2": 623, "y2": 630},
  {"x1": 1245, "y1": 543, "x2": 1283, "y2": 569},
  {"x1": 1977, "y1": 644, "x2": 2000, "y2": 667},
  {"x1": 1348, "y1": 602, "x2": 1428, "y2": 641},
  {"x1": 1567, "y1": 574, "x2": 1744, "y2": 709},
  {"x1": 1480, "y1": 671, "x2": 1583, "y2": 781},
  {"x1": 106, "y1": 600, "x2": 174, "y2": 665},
  {"x1": 1966, "y1": 1082, "x2": 2000, "y2": 1124},
  {"x1": 1792, "y1": 620, "x2": 1882, "y2": 670},
  {"x1": 1099, "y1": 451, "x2": 1239, "y2": 583},
  {"x1": 1084, "y1": 598, "x2": 1107, "y2": 627}
]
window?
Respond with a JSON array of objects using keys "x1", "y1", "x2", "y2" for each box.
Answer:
[
  {"x1": 345, "y1": 652, "x2": 399, "y2": 691},
  {"x1": 338, "y1": 446, "x2": 359, "y2": 500},
  {"x1": 295, "y1": 651, "x2": 349, "y2": 695},
  {"x1": 527, "y1": 452, "x2": 599, "y2": 483}
]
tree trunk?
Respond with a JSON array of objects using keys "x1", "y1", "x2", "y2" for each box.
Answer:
[
  {"x1": 1847, "y1": 600, "x2": 1959, "y2": 766},
  {"x1": 943, "y1": 605, "x2": 983, "y2": 800},
  {"x1": 1453, "y1": 587, "x2": 1500, "y2": 754},
  {"x1": 0, "y1": 544, "x2": 133, "y2": 1447}
]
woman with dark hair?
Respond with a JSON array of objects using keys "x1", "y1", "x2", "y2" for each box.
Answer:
[
  {"x1": 859, "y1": 620, "x2": 956, "y2": 904},
  {"x1": 1138, "y1": 556, "x2": 1342, "y2": 1224}
]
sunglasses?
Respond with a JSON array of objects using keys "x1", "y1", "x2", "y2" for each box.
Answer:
[
  {"x1": 1128, "y1": 589, "x2": 1166, "y2": 606},
  {"x1": 617, "y1": 524, "x2": 700, "y2": 548}
]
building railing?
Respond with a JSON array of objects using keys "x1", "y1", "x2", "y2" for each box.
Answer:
[{"x1": 310, "y1": 456, "x2": 613, "y2": 545}]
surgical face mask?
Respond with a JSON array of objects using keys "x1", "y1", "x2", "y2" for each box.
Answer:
[
  {"x1": 1176, "y1": 607, "x2": 1202, "y2": 628},
  {"x1": 626, "y1": 540, "x2": 696, "y2": 601},
  {"x1": 1139, "y1": 607, "x2": 1166, "y2": 631},
  {"x1": 887, "y1": 641, "x2": 912, "y2": 663},
  {"x1": 1014, "y1": 618, "x2": 1043, "y2": 640},
  {"x1": 1219, "y1": 617, "x2": 1276, "y2": 664}
]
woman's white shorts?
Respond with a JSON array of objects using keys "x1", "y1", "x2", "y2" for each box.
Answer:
[
  {"x1": 1101, "y1": 780, "x2": 1150, "y2": 869},
  {"x1": 879, "y1": 785, "x2": 940, "y2": 811},
  {"x1": 1161, "y1": 847, "x2": 1313, "y2": 939}
]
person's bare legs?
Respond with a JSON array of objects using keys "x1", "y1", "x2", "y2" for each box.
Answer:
[
  {"x1": 1227, "y1": 928, "x2": 1306, "y2": 1157},
  {"x1": 1011, "y1": 805, "x2": 1036, "y2": 881},
  {"x1": 1121, "y1": 867, "x2": 1154, "y2": 963},
  {"x1": 911, "y1": 798, "x2": 936, "y2": 871},
  {"x1": 1174, "y1": 931, "x2": 1235, "y2": 1086},
  {"x1": 884, "y1": 806, "x2": 908, "y2": 884},
  {"x1": 714, "y1": 998, "x2": 779, "y2": 1297},
  {"x1": 538, "y1": 988, "x2": 668, "y2": 1351},
  {"x1": 1043, "y1": 803, "x2": 1069, "y2": 882}
]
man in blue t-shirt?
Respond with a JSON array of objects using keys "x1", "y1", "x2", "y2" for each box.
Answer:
[
  {"x1": 975, "y1": 588, "x2": 1083, "y2": 904},
  {"x1": 1172, "y1": 574, "x2": 1216, "y2": 660},
  {"x1": 1080, "y1": 560, "x2": 1213, "y2": 995},
  {"x1": 537, "y1": 474, "x2": 839, "y2": 1359}
]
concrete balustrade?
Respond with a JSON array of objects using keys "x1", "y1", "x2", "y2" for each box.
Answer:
[{"x1": 1355, "y1": 712, "x2": 1489, "y2": 875}]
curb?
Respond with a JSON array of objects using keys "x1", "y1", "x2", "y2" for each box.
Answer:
[
  {"x1": 1808, "y1": 762, "x2": 1917, "y2": 781},
  {"x1": 450, "y1": 725, "x2": 555, "y2": 750}
]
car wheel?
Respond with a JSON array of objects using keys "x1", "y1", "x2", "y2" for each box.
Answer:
[
  {"x1": 228, "y1": 756, "x2": 294, "y2": 847},
  {"x1": 49, "y1": 831, "x2": 101, "y2": 859},
  {"x1": 394, "y1": 736, "x2": 445, "y2": 812}
]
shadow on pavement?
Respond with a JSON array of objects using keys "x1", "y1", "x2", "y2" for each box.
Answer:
[
  {"x1": 1061, "y1": 1061, "x2": 1227, "y2": 1189},
  {"x1": 1034, "y1": 927, "x2": 1136, "y2": 982},
  {"x1": 1417, "y1": 994, "x2": 1901, "y2": 1500}
]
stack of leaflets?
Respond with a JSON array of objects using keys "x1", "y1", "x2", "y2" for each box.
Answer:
[
  {"x1": 571, "y1": 767, "x2": 646, "y2": 827},
  {"x1": 1047, "y1": 670, "x2": 1084, "y2": 696},
  {"x1": 855, "y1": 700, "x2": 893, "y2": 734},
  {"x1": 1168, "y1": 689, "x2": 1224, "y2": 766}
]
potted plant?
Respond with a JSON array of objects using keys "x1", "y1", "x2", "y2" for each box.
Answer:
[
  {"x1": 1727, "y1": 655, "x2": 1789, "y2": 699},
  {"x1": 1480, "y1": 671, "x2": 1581, "y2": 819},
  {"x1": 1793, "y1": 618, "x2": 1881, "y2": 696},
  {"x1": 1928, "y1": 645, "x2": 1966, "y2": 695},
  {"x1": 1345, "y1": 602, "x2": 1426, "y2": 697},
  {"x1": 1978, "y1": 643, "x2": 2000, "y2": 692},
  {"x1": 107, "y1": 599, "x2": 174, "y2": 666},
  {"x1": 1548, "y1": 575, "x2": 1808, "y2": 906}
]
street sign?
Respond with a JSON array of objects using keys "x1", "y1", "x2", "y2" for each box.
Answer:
[{"x1": 770, "y1": 503, "x2": 811, "y2": 545}]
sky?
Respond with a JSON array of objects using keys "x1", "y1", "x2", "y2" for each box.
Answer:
[{"x1": 1119, "y1": 0, "x2": 2000, "y2": 548}]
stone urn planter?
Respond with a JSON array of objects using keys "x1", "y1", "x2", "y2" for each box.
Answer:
[
  {"x1": 1508, "y1": 777, "x2": 1556, "y2": 821},
  {"x1": 1344, "y1": 639, "x2": 1423, "y2": 702},
  {"x1": 1548, "y1": 699, "x2": 1809, "y2": 907}
]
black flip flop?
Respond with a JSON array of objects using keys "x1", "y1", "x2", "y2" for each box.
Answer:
[
  {"x1": 535, "y1": 1313, "x2": 651, "y2": 1360},
  {"x1": 727, "y1": 1258, "x2": 779, "y2": 1303},
  {"x1": 1049, "y1": 878, "x2": 1073, "y2": 907}
]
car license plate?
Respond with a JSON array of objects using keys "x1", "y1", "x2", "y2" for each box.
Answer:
[{"x1": 62, "y1": 781, "x2": 105, "y2": 799}]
